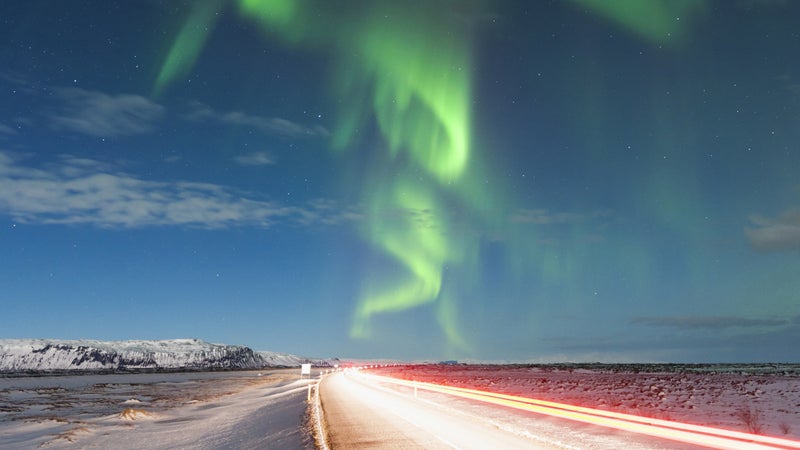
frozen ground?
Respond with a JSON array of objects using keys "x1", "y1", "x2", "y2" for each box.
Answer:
[
  {"x1": 369, "y1": 364, "x2": 800, "y2": 440},
  {"x1": 4, "y1": 363, "x2": 798, "y2": 449},
  {"x1": 0, "y1": 369, "x2": 315, "y2": 449}
]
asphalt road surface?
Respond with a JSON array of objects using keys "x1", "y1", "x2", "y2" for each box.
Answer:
[
  {"x1": 317, "y1": 371, "x2": 715, "y2": 450},
  {"x1": 318, "y1": 371, "x2": 550, "y2": 449}
]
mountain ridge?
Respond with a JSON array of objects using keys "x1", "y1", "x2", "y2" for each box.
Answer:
[{"x1": 0, "y1": 338, "x2": 333, "y2": 373}]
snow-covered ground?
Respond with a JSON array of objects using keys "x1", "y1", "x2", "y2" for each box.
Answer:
[
  {"x1": 370, "y1": 364, "x2": 800, "y2": 439},
  {"x1": 4, "y1": 359, "x2": 797, "y2": 448},
  {"x1": 0, "y1": 369, "x2": 316, "y2": 449}
]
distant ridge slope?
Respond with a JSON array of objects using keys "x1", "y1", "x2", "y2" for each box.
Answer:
[{"x1": 0, "y1": 338, "x2": 329, "y2": 372}]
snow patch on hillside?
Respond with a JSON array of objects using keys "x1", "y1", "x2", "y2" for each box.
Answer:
[{"x1": 0, "y1": 339, "x2": 332, "y2": 372}]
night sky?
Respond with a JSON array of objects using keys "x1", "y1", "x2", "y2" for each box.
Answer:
[{"x1": 2, "y1": 0, "x2": 799, "y2": 362}]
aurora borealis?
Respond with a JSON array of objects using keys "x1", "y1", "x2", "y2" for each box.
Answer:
[
  {"x1": 1, "y1": 1, "x2": 799, "y2": 361},
  {"x1": 155, "y1": 0, "x2": 495, "y2": 350}
]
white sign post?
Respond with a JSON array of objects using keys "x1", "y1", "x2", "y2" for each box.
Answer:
[{"x1": 300, "y1": 363, "x2": 311, "y2": 379}]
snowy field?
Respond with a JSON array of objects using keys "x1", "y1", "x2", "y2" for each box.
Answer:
[
  {"x1": 4, "y1": 363, "x2": 798, "y2": 449},
  {"x1": 0, "y1": 369, "x2": 315, "y2": 449},
  {"x1": 369, "y1": 364, "x2": 800, "y2": 440}
]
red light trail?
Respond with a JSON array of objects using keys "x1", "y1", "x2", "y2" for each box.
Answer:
[{"x1": 358, "y1": 372, "x2": 800, "y2": 450}]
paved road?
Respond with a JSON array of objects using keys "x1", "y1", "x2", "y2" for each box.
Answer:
[
  {"x1": 318, "y1": 371, "x2": 551, "y2": 449},
  {"x1": 317, "y1": 371, "x2": 729, "y2": 450}
]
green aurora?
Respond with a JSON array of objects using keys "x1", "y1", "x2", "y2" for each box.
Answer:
[
  {"x1": 156, "y1": 0, "x2": 501, "y2": 352},
  {"x1": 567, "y1": 0, "x2": 708, "y2": 44},
  {"x1": 154, "y1": 0, "x2": 781, "y2": 356},
  {"x1": 1, "y1": 0, "x2": 798, "y2": 362}
]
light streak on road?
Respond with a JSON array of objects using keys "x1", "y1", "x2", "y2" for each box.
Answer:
[
  {"x1": 358, "y1": 372, "x2": 800, "y2": 450},
  {"x1": 321, "y1": 371, "x2": 557, "y2": 449}
]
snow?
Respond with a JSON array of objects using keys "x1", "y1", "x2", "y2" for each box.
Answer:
[
  {"x1": 0, "y1": 369, "x2": 316, "y2": 449},
  {"x1": 0, "y1": 339, "x2": 332, "y2": 372},
  {"x1": 4, "y1": 344, "x2": 796, "y2": 447}
]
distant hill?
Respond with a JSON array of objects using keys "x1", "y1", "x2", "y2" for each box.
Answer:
[{"x1": 0, "y1": 338, "x2": 335, "y2": 373}]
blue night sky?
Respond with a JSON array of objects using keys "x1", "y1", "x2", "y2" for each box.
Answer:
[{"x1": 1, "y1": 0, "x2": 799, "y2": 362}]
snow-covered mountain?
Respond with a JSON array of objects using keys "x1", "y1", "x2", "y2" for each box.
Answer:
[{"x1": 0, "y1": 339, "x2": 333, "y2": 373}]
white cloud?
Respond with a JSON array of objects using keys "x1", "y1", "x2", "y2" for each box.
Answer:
[
  {"x1": 631, "y1": 316, "x2": 788, "y2": 330},
  {"x1": 8, "y1": 80, "x2": 326, "y2": 143},
  {"x1": 511, "y1": 208, "x2": 584, "y2": 225},
  {"x1": 185, "y1": 102, "x2": 329, "y2": 138},
  {"x1": 303, "y1": 199, "x2": 364, "y2": 225},
  {"x1": 746, "y1": 209, "x2": 800, "y2": 251},
  {"x1": 511, "y1": 208, "x2": 611, "y2": 225},
  {"x1": 0, "y1": 152, "x2": 356, "y2": 229},
  {"x1": 234, "y1": 151, "x2": 274, "y2": 166},
  {"x1": 50, "y1": 87, "x2": 165, "y2": 138}
]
